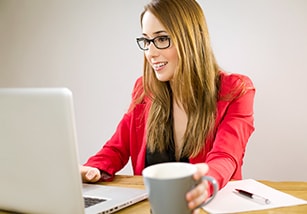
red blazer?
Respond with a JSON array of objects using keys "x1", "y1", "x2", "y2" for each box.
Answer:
[{"x1": 84, "y1": 71, "x2": 255, "y2": 190}]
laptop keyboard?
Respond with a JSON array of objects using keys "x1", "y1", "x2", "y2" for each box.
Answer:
[{"x1": 84, "y1": 197, "x2": 106, "y2": 208}]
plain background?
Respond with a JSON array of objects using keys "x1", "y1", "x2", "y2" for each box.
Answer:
[{"x1": 1, "y1": 0, "x2": 306, "y2": 181}]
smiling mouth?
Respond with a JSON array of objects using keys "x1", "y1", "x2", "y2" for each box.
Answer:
[{"x1": 153, "y1": 62, "x2": 167, "y2": 70}]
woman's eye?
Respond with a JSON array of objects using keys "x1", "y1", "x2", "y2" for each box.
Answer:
[
  {"x1": 158, "y1": 36, "x2": 168, "y2": 42},
  {"x1": 144, "y1": 39, "x2": 150, "y2": 45}
]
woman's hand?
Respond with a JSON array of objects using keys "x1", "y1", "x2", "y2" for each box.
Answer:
[
  {"x1": 80, "y1": 165, "x2": 101, "y2": 183},
  {"x1": 186, "y1": 163, "x2": 210, "y2": 214}
]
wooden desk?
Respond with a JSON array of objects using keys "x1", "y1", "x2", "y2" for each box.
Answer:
[{"x1": 101, "y1": 175, "x2": 307, "y2": 214}]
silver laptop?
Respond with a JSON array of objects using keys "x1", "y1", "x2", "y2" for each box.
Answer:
[{"x1": 0, "y1": 88, "x2": 147, "y2": 214}]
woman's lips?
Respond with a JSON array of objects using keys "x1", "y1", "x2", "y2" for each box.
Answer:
[{"x1": 152, "y1": 62, "x2": 167, "y2": 71}]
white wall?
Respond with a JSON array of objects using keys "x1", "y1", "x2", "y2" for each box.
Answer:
[{"x1": 1, "y1": 0, "x2": 306, "y2": 181}]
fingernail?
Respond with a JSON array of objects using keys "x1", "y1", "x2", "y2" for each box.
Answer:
[{"x1": 86, "y1": 171, "x2": 94, "y2": 179}]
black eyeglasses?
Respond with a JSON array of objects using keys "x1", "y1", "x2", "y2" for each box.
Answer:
[{"x1": 136, "y1": 35, "x2": 171, "y2": 51}]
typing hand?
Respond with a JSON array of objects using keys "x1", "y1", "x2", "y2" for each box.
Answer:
[{"x1": 80, "y1": 165, "x2": 101, "y2": 183}]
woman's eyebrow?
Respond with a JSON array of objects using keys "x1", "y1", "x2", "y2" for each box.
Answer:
[{"x1": 142, "y1": 30, "x2": 168, "y2": 37}]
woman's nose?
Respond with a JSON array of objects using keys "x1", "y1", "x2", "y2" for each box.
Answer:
[{"x1": 146, "y1": 43, "x2": 159, "y2": 57}]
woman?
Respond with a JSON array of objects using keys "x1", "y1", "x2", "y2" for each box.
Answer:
[{"x1": 81, "y1": 0, "x2": 255, "y2": 212}]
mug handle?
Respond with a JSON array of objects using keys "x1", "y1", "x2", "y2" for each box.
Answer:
[{"x1": 196, "y1": 176, "x2": 218, "y2": 207}]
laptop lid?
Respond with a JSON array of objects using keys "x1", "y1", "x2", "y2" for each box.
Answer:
[{"x1": 0, "y1": 88, "x2": 147, "y2": 214}]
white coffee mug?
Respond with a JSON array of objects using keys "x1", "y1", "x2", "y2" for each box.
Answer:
[{"x1": 142, "y1": 162, "x2": 218, "y2": 214}]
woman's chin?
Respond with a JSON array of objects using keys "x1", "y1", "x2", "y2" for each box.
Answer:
[{"x1": 154, "y1": 72, "x2": 173, "y2": 82}]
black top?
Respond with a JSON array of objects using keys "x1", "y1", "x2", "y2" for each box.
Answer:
[{"x1": 145, "y1": 144, "x2": 189, "y2": 167}]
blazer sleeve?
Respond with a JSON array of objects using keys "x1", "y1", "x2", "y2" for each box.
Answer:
[
  {"x1": 83, "y1": 77, "x2": 144, "y2": 180},
  {"x1": 83, "y1": 112, "x2": 132, "y2": 179},
  {"x1": 205, "y1": 74, "x2": 256, "y2": 191}
]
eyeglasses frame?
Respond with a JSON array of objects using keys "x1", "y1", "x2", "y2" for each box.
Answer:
[{"x1": 136, "y1": 35, "x2": 171, "y2": 51}]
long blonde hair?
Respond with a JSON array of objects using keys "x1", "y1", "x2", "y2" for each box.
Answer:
[{"x1": 140, "y1": 0, "x2": 220, "y2": 158}]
